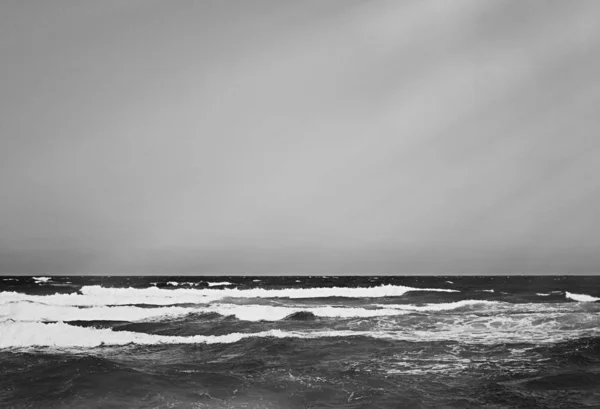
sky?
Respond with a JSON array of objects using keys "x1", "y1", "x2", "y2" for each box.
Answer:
[{"x1": 1, "y1": 0, "x2": 600, "y2": 275}]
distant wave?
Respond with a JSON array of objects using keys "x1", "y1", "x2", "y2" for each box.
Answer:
[
  {"x1": 32, "y1": 277, "x2": 52, "y2": 283},
  {"x1": 0, "y1": 284, "x2": 458, "y2": 307},
  {"x1": 207, "y1": 281, "x2": 233, "y2": 287},
  {"x1": 165, "y1": 281, "x2": 202, "y2": 287},
  {"x1": 565, "y1": 292, "x2": 600, "y2": 302}
]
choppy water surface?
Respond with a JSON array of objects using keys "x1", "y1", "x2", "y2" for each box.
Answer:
[{"x1": 1, "y1": 276, "x2": 600, "y2": 408}]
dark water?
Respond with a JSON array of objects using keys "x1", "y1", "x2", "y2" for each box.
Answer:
[{"x1": 1, "y1": 275, "x2": 600, "y2": 408}]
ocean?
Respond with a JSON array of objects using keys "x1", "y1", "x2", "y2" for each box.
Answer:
[{"x1": 1, "y1": 275, "x2": 600, "y2": 408}]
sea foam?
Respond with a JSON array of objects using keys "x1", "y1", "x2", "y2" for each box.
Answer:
[
  {"x1": 0, "y1": 284, "x2": 457, "y2": 307},
  {"x1": 565, "y1": 292, "x2": 600, "y2": 302},
  {"x1": 3, "y1": 299, "x2": 596, "y2": 323},
  {"x1": 0, "y1": 302, "x2": 413, "y2": 322},
  {"x1": 2, "y1": 317, "x2": 599, "y2": 349}
]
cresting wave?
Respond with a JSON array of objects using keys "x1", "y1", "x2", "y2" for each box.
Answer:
[
  {"x1": 565, "y1": 291, "x2": 600, "y2": 302},
  {"x1": 2, "y1": 319, "x2": 599, "y2": 349},
  {"x1": 160, "y1": 281, "x2": 233, "y2": 287},
  {"x1": 0, "y1": 302, "x2": 417, "y2": 322},
  {"x1": 0, "y1": 284, "x2": 457, "y2": 306},
  {"x1": 8, "y1": 299, "x2": 599, "y2": 323},
  {"x1": 4, "y1": 299, "x2": 565, "y2": 323}
]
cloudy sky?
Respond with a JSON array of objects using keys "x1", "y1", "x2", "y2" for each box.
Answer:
[{"x1": 1, "y1": 0, "x2": 600, "y2": 274}]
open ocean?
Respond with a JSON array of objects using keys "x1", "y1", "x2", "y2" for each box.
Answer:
[{"x1": 1, "y1": 275, "x2": 600, "y2": 408}]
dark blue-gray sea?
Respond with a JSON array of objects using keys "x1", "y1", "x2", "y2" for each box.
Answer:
[{"x1": 2, "y1": 275, "x2": 600, "y2": 408}]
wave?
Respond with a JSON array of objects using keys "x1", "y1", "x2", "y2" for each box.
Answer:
[
  {"x1": 207, "y1": 281, "x2": 233, "y2": 287},
  {"x1": 0, "y1": 302, "x2": 416, "y2": 322},
  {"x1": 0, "y1": 284, "x2": 457, "y2": 307},
  {"x1": 33, "y1": 277, "x2": 52, "y2": 283},
  {"x1": 0, "y1": 303, "x2": 205, "y2": 323},
  {"x1": 165, "y1": 281, "x2": 202, "y2": 287},
  {"x1": 0, "y1": 321, "x2": 297, "y2": 348},
  {"x1": 205, "y1": 304, "x2": 411, "y2": 321},
  {"x1": 1, "y1": 321, "x2": 420, "y2": 349},
  {"x1": 373, "y1": 299, "x2": 504, "y2": 312},
  {"x1": 565, "y1": 292, "x2": 600, "y2": 302},
  {"x1": 4, "y1": 299, "x2": 599, "y2": 323},
  {"x1": 3, "y1": 317, "x2": 600, "y2": 349},
  {"x1": 161, "y1": 281, "x2": 232, "y2": 287}
]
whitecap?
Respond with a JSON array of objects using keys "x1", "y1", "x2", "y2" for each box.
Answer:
[
  {"x1": 0, "y1": 302, "x2": 410, "y2": 322},
  {"x1": 565, "y1": 291, "x2": 600, "y2": 302},
  {"x1": 0, "y1": 302, "x2": 204, "y2": 323},
  {"x1": 374, "y1": 299, "x2": 502, "y2": 312},
  {"x1": 207, "y1": 304, "x2": 411, "y2": 321},
  {"x1": 3, "y1": 316, "x2": 600, "y2": 349},
  {"x1": 0, "y1": 284, "x2": 458, "y2": 307}
]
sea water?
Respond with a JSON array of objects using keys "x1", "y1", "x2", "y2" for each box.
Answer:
[{"x1": 1, "y1": 275, "x2": 600, "y2": 408}]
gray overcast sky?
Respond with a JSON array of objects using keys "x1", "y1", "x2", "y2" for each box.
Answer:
[{"x1": 1, "y1": 0, "x2": 600, "y2": 275}]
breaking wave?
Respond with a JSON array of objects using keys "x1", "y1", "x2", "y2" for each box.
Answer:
[
  {"x1": 207, "y1": 281, "x2": 233, "y2": 287},
  {"x1": 565, "y1": 292, "x2": 600, "y2": 302},
  {"x1": 3, "y1": 299, "x2": 531, "y2": 323},
  {"x1": 2, "y1": 318, "x2": 599, "y2": 349},
  {"x1": 0, "y1": 302, "x2": 417, "y2": 322},
  {"x1": 0, "y1": 284, "x2": 457, "y2": 307}
]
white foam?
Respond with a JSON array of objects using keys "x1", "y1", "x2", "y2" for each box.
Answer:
[
  {"x1": 481, "y1": 289, "x2": 494, "y2": 293},
  {"x1": 0, "y1": 303, "x2": 201, "y2": 323},
  {"x1": 6, "y1": 299, "x2": 589, "y2": 324},
  {"x1": 0, "y1": 300, "x2": 416, "y2": 323},
  {"x1": 0, "y1": 284, "x2": 458, "y2": 307},
  {"x1": 3, "y1": 315, "x2": 600, "y2": 349},
  {"x1": 0, "y1": 321, "x2": 397, "y2": 349},
  {"x1": 207, "y1": 281, "x2": 233, "y2": 287},
  {"x1": 565, "y1": 291, "x2": 600, "y2": 302},
  {"x1": 536, "y1": 293, "x2": 551, "y2": 296},
  {"x1": 166, "y1": 281, "x2": 201, "y2": 287},
  {"x1": 32, "y1": 277, "x2": 52, "y2": 283}
]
